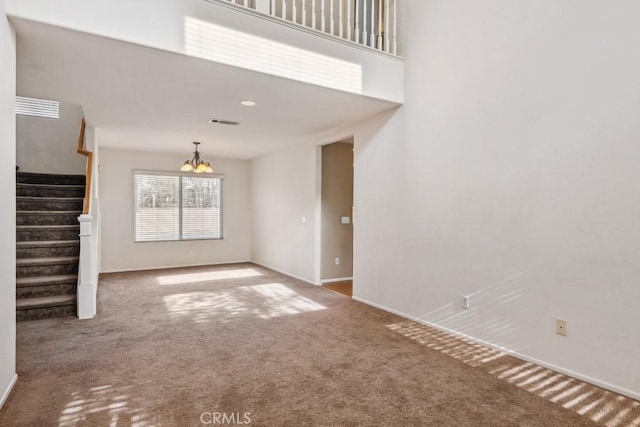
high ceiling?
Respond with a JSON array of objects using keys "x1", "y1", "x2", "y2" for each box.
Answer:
[{"x1": 13, "y1": 18, "x2": 399, "y2": 160}]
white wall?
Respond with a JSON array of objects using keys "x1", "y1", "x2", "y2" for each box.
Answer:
[
  {"x1": 352, "y1": 1, "x2": 640, "y2": 398},
  {"x1": 5, "y1": 0, "x2": 404, "y2": 103},
  {"x1": 0, "y1": 2, "x2": 17, "y2": 408},
  {"x1": 16, "y1": 101, "x2": 86, "y2": 174},
  {"x1": 250, "y1": 142, "x2": 318, "y2": 283},
  {"x1": 16, "y1": 102, "x2": 86, "y2": 175},
  {"x1": 99, "y1": 148, "x2": 250, "y2": 272}
]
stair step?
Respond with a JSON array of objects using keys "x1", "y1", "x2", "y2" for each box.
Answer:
[
  {"x1": 17, "y1": 273, "x2": 77, "y2": 299},
  {"x1": 17, "y1": 283, "x2": 76, "y2": 299},
  {"x1": 16, "y1": 256, "x2": 79, "y2": 278},
  {"x1": 17, "y1": 295, "x2": 76, "y2": 309},
  {"x1": 17, "y1": 172, "x2": 85, "y2": 186},
  {"x1": 17, "y1": 274, "x2": 78, "y2": 287},
  {"x1": 17, "y1": 256, "x2": 79, "y2": 267},
  {"x1": 17, "y1": 183, "x2": 85, "y2": 198},
  {"x1": 16, "y1": 240, "x2": 80, "y2": 248},
  {"x1": 16, "y1": 295, "x2": 76, "y2": 321},
  {"x1": 17, "y1": 225, "x2": 80, "y2": 242},
  {"x1": 17, "y1": 211, "x2": 81, "y2": 226},
  {"x1": 17, "y1": 196, "x2": 84, "y2": 212},
  {"x1": 17, "y1": 240, "x2": 80, "y2": 258}
]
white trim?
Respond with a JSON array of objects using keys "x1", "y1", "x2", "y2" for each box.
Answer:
[
  {"x1": 0, "y1": 374, "x2": 18, "y2": 410},
  {"x1": 251, "y1": 261, "x2": 316, "y2": 286},
  {"x1": 132, "y1": 169, "x2": 225, "y2": 179},
  {"x1": 352, "y1": 296, "x2": 640, "y2": 402},
  {"x1": 203, "y1": 0, "x2": 405, "y2": 62},
  {"x1": 99, "y1": 260, "x2": 251, "y2": 274},
  {"x1": 321, "y1": 276, "x2": 353, "y2": 283},
  {"x1": 314, "y1": 145, "x2": 322, "y2": 286}
]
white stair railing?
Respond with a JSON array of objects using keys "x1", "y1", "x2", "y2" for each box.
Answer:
[{"x1": 218, "y1": 0, "x2": 399, "y2": 55}]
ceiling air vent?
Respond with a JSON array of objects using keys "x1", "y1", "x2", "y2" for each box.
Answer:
[
  {"x1": 16, "y1": 96, "x2": 59, "y2": 119},
  {"x1": 209, "y1": 118, "x2": 240, "y2": 126}
]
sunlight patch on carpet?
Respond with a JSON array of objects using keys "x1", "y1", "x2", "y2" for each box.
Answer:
[
  {"x1": 58, "y1": 385, "x2": 154, "y2": 427},
  {"x1": 162, "y1": 284, "x2": 325, "y2": 322},
  {"x1": 163, "y1": 291, "x2": 247, "y2": 322},
  {"x1": 157, "y1": 268, "x2": 262, "y2": 285},
  {"x1": 387, "y1": 321, "x2": 640, "y2": 427},
  {"x1": 241, "y1": 283, "x2": 326, "y2": 319}
]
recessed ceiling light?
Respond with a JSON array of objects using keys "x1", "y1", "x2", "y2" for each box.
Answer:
[{"x1": 240, "y1": 100, "x2": 256, "y2": 107}]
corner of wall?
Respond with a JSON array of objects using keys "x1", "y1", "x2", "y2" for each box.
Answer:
[{"x1": 0, "y1": 4, "x2": 17, "y2": 409}]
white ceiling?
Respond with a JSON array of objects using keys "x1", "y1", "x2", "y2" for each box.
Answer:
[{"x1": 13, "y1": 18, "x2": 399, "y2": 160}]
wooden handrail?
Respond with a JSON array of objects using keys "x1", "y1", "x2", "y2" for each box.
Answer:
[{"x1": 76, "y1": 118, "x2": 93, "y2": 215}]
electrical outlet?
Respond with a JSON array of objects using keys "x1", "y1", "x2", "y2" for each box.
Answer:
[
  {"x1": 461, "y1": 295, "x2": 470, "y2": 309},
  {"x1": 555, "y1": 318, "x2": 568, "y2": 336},
  {"x1": 335, "y1": 257, "x2": 340, "y2": 265}
]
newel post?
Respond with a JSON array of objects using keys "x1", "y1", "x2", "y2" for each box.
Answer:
[{"x1": 77, "y1": 214, "x2": 96, "y2": 319}]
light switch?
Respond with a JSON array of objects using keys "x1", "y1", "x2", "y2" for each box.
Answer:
[
  {"x1": 301, "y1": 216, "x2": 307, "y2": 224},
  {"x1": 341, "y1": 216, "x2": 350, "y2": 224}
]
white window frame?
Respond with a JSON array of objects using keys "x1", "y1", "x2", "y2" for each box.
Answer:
[{"x1": 133, "y1": 170, "x2": 224, "y2": 242}]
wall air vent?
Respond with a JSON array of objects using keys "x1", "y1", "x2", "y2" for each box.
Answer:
[
  {"x1": 16, "y1": 96, "x2": 59, "y2": 119},
  {"x1": 209, "y1": 118, "x2": 240, "y2": 126}
]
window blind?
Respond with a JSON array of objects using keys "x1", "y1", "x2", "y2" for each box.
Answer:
[{"x1": 134, "y1": 172, "x2": 222, "y2": 242}]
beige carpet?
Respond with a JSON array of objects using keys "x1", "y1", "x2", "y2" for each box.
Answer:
[{"x1": 1, "y1": 263, "x2": 637, "y2": 426}]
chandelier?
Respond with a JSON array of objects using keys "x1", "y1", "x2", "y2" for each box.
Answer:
[{"x1": 180, "y1": 142, "x2": 213, "y2": 173}]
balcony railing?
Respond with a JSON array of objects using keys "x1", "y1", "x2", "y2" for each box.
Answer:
[{"x1": 213, "y1": 0, "x2": 399, "y2": 55}]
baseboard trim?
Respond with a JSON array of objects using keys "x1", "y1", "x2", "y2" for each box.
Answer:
[
  {"x1": 99, "y1": 260, "x2": 252, "y2": 275},
  {"x1": 0, "y1": 374, "x2": 18, "y2": 410},
  {"x1": 321, "y1": 277, "x2": 353, "y2": 284},
  {"x1": 352, "y1": 296, "x2": 640, "y2": 402},
  {"x1": 250, "y1": 261, "x2": 315, "y2": 286}
]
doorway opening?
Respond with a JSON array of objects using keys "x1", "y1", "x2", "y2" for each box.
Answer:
[{"x1": 319, "y1": 139, "x2": 354, "y2": 297}]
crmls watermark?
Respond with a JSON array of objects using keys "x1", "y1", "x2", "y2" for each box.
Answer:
[{"x1": 200, "y1": 412, "x2": 251, "y2": 425}]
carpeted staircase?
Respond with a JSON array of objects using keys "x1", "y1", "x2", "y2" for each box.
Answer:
[{"x1": 16, "y1": 172, "x2": 85, "y2": 321}]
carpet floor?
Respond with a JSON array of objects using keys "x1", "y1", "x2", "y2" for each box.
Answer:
[{"x1": 1, "y1": 263, "x2": 638, "y2": 426}]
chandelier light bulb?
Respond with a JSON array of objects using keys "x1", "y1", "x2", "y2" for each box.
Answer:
[{"x1": 180, "y1": 142, "x2": 213, "y2": 173}]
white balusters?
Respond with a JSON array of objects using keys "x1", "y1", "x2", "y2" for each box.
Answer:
[
  {"x1": 369, "y1": 0, "x2": 375, "y2": 47},
  {"x1": 338, "y1": 0, "x2": 344, "y2": 38},
  {"x1": 292, "y1": 0, "x2": 297, "y2": 23},
  {"x1": 214, "y1": 0, "x2": 399, "y2": 55},
  {"x1": 312, "y1": 0, "x2": 317, "y2": 29},
  {"x1": 302, "y1": 0, "x2": 307, "y2": 26},
  {"x1": 346, "y1": 0, "x2": 352, "y2": 41},
  {"x1": 330, "y1": 0, "x2": 335, "y2": 35},
  {"x1": 376, "y1": 0, "x2": 381, "y2": 48},
  {"x1": 384, "y1": 0, "x2": 389, "y2": 52},
  {"x1": 362, "y1": 0, "x2": 368, "y2": 46},
  {"x1": 392, "y1": 0, "x2": 397, "y2": 54},
  {"x1": 354, "y1": 0, "x2": 360, "y2": 43}
]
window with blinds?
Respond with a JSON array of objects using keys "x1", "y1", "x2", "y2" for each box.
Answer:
[{"x1": 134, "y1": 172, "x2": 223, "y2": 242}]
